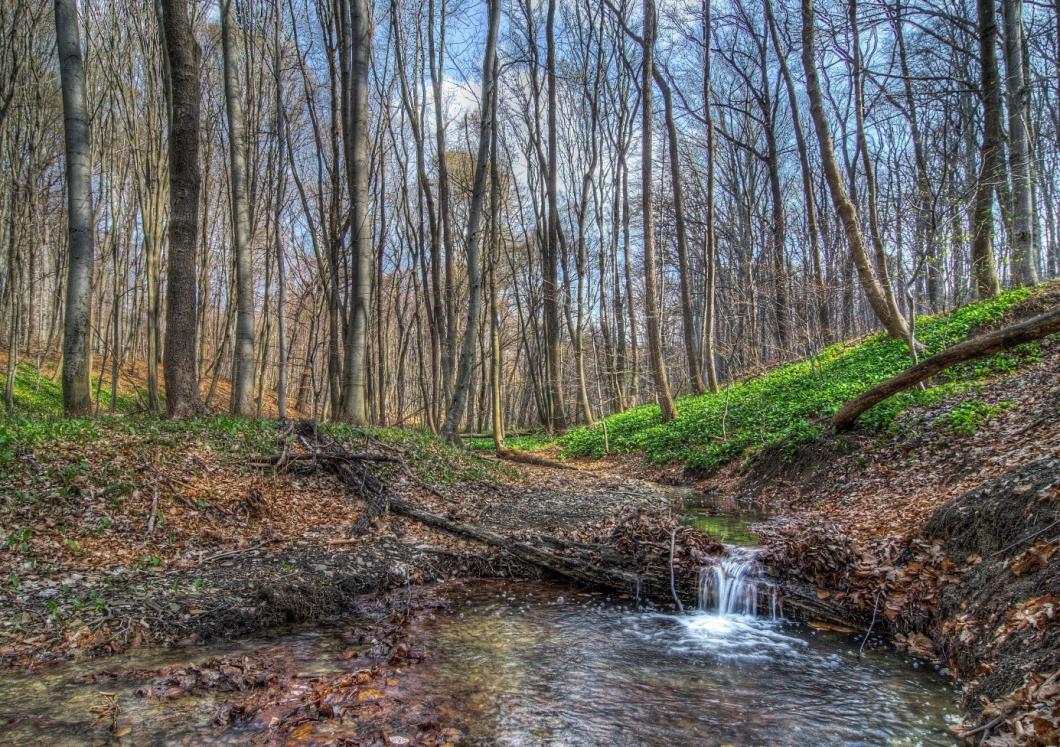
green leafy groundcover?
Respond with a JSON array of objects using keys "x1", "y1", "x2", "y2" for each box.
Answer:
[{"x1": 560, "y1": 288, "x2": 1039, "y2": 470}]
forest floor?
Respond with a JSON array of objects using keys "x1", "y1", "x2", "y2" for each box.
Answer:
[
  {"x1": 0, "y1": 420, "x2": 678, "y2": 670},
  {"x1": 1, "y1": 287, "x2": 1057, "y2": 745}
]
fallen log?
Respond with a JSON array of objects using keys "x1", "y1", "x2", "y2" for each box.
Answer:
[
  {"x1": 257, "y1": 426, "x2": 864, "y2": 627},
  {"x1": 494, "y1": 445, "x2": 576, "y2": 470},
  {"x1": 831, "y1": 306, "x2": 1060, "y2": 430}
]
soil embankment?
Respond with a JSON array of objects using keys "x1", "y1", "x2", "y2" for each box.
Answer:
[{"x1": 676, "y1": 325, "x2": 1060, "y2": 744}]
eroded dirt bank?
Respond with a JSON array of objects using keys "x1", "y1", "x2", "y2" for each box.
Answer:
[{"x1": 677, "y1": 333, "x2": 1060, "y2": 745}]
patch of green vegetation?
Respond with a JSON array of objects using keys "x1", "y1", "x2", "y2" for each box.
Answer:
[
  {"x1": 5, "y1": 527, "x2": 32, "y2": 553},
  {"x1": 322, "y1": 424, "x2": 513, "y2": 485},
  {"x1": 560, "y1": 288, "x2": 1036, "y2": 469},
  {"x1": 934, "y1": 399, "x2": 1012, "y2": 436},
  {"x1": 465, "y1": 432, "x2": 554, "y2": 453},
  {"x1": 4, "y1": 360, "x2": 141, "y2": 416}
]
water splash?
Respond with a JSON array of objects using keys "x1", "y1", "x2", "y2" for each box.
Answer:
[{"x1": 697, "y1": 546, "x2": 778, "y2": 620}]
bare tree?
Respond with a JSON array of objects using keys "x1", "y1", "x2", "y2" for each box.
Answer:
[
  {"x1": 160, "y1": 0, "x2": 205, "y2": 417},
  {"x1": 441, "y1": 0, "x2": 500, "y2": 442},
  {"x1": 339, "y1": 0, "x2": 373, "y2": 424},
  {"x1": 642, "y1": 0, "x2": 677, "y2": 421},
  {"x1": 971, "y1": 0, "x2": 1004, "y2": 297},
  {"x1": 800, "y1": 0, "x2": 913, "y2": 345},
  {"x1": 1002, "y1": 0, "x2": 1037, "y2": 286},
  {"x1": 54, "y1": 0, "x2": 93, "y2": 416},
  {"x1": 221, "y1": 0, "x2": 257, "y2": 416}
]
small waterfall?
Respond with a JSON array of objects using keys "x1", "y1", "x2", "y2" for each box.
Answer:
[{"x1": 697, "y1": 547, "x2": 778, "y2": 619}]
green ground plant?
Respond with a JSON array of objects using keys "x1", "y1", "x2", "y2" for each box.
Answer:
[{"x1": 559, "y1": 289, "x2": 1036, "y2": 470}]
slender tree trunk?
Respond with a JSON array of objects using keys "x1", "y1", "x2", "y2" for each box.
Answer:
[
  {"x1": 971, "y1": 0, "x2": 1004, "y2": 297},
  {"x1": 160, "y1": 0, "x2": 205, "y2": 417},
  {"x1": 702, "y1": 0, "x2": 720, "y2": 392},
  {"x1": 221, "y1": 0, "x2": 256, "y2": 415},
  {"x1": 849, "y1": 0, "x2": 907, "y2": 333},
  {"x1": 339, "y1": 0, "x2": 372, "y2": 424},
  {"x1": 428, "y1": 0, "x2": 456, "y2": 392},
  {"x1": 488, "y1": 103, "x2": 504, "y2": 448},
  {"x1": 544, "y1": 0, "x2": 568, "y2": 430},
  {"x1": 55, "y1": 0, "x2": 93, "y2": 417},
  {"x1": 800, "y1": 0, "x2": 913, "y2": 344},
  {"x1": 765, "y1": 0, "x2": 829, "y2": 343},
  {"x1": 441, "y1": 0, "x2": 499, "y2": 442},
  {"x1": 657, "y1": 78, "x2": 704, "y2": 393},
  {"x1": 642, "y1": 0, "x2": 677, "y2": 422},
  {"x1": 273, "y1": 4, "x2": 287, "y2": 419},
  {"x1": 1002, "y1": 0, "x2": 1037, "y2": 286}
]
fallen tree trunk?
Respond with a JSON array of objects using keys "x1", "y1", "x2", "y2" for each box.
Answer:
[
  {"x1": 831, "y1": 306, "x2": 1060, "y2": 430},
  {"x1": 257, "y1": 423, "x2": 861, "y2": 627},
  {"x1": 494, "y1": 445, "x2": 575, "y2": 470}
]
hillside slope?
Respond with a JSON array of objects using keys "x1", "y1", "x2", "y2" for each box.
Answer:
[{"x1": 558, "y1": 286, "x2": 1053, "y2": 471}]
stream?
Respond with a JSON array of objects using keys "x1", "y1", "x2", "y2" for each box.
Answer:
[{"x1": 0, "y1": 501, "x2": 960, "y2": 746}]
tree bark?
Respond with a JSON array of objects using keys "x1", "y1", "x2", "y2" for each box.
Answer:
[
  {"x1": 1002, "y1": 0, "x2": 1037, "y2": 287},
  {"x1": 441, "y1": 0, "x2": 500, "y2": 443},
  {"x1": 544, "y1": 0, "x2": 568, "y2": 431},
  {"x1": 971, "y1": 0, "x2": 1004, "y2": 298},
  {"x1": 160, "y1": 0, "x2": 205, "y2": 418},
  {"x1": 832, "y1": 307, "x2": 1060, "y2": 430},
  {"x1": 221, "y1": 0, "x2": 256, "y2": 416},
  {"x1": 702, "y1": 0, "x2": 720, "y2": 392},
  {"x1": 339, "y1": 0, "x2": 373, "y2": 424},
  {"x1": 54, "y1": 0, "x2": 93, "y2": 417},
  {"x1": 800, "y1": 0, "x2": 913, "y2": 345},
  {"x1": 657, "y1": 77, "x2": 705, "y2": 394},
  {"x1": 642, "y1": 0, "x2": 678, "y2": 422}
]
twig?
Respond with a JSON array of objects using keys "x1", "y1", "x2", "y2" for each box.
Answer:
[
  {"x1": 993, "y1": 519, "x2": 1060, "y2": 557},
  {"x1": 958, "y1": 715, "x2": 1003, "y2": 739},
  {"x1": 669, "y1": 527, "x2": 684, "y2": 614},
  {"x1": 200, "y1": 544, "x2": 266, "y2": 563},
  {"x1": 146, "y1": 487, "x2": 159, "y2": 536},
  {"x1": 858, "y1": 588, "x2": 882, "y2": 658}
]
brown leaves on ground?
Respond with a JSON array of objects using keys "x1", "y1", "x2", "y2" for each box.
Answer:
[
  {"x1": 760, "y1": 522, "x2": 963, "y2": 630},
  {"x1": 135, "y1": 655, "x2": 282, "y2": 699},
  {"x1": 952, "y1": 670, "x2": 1060, "y2": 747},
  {"x1": 589, "y1": 509, "x2": 724, "y2": 568},
  {"x1": 1008, "y1": 540, "x2": 1058, "y2": 577}
]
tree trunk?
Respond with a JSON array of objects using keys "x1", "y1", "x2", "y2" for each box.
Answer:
[
  {"x1": 441, "y1": 0, "x2": 500, "y2": 443},
  {"x1": 642, "y1": 0, "x2": 678, "y2": 422},
  {"x1": 1002, "y1": 0, "x2": 1037, "y2": 287},
  {"x1": 702, "y1": 0, "x2": 720, "y2": 392},
  {"x1": 221, "y1": 0, "x2": 256, "y2": 416},
  {"x1": 765, "y1": 0, "x2": 830, "y2": 344},
  {"x1": 971, "y1": 0, "x2": 1004, "y2": 298},
  {"x1": 657, "y1": 77, "x2": 705, "y2": 394},
  {"x1": 339, "y1": 0, "x2": 372, "y2": 424},
  {"x1": 544, "y1": 0, "x2": 568, "y2": 431},
  {"x1": 54, "y1": 0, "x2": 93, "y2": 417},
  {"x1": 833, "y1": 306, "x2": 1060, "y2": 430},
  {"x1": 160, "y1": 0, "x2": 205, "y2": 418},
  {"x1": 800, "y1": 0, "x2": 913, "y2": 345}
]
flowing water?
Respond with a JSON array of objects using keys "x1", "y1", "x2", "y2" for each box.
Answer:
[
  {"x1": 0, "y1": 576, "x2": 959, "y2": 746},
  {"x1": 0, "y1": 500, "x2": 960, "y2": 746}
]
